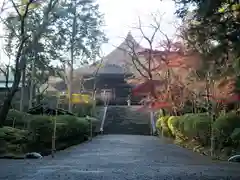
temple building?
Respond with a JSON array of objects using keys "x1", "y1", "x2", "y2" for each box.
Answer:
[
  {"x1": 44, "y1": 32, "x2": 198, "y2": 105},
  {"x1": 46, "y1": 32, "x2": 145, "y2": 105},
  {"x1": 75, "y1": 32, "x2": 146, "y2": 105}
]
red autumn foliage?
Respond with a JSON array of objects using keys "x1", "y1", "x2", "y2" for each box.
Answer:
[
  {"x1": 132, "y1": 79, "x2": 166, "y2": 97},
  {"x1": 202, "y1": 78, "x2": 240, "y2": 104},
  {"x1": 132, "y1": 48, "x2": 239, "y2": 112},
  {"x1": 150, "y1": 101, "x2": 172, "y2": 110},
  {"x1": 132, "y1": 49, "x2": 189, "y2": 111},
  {"x1": 136, "y1": 101, "x2": 171, "y2": 112}
]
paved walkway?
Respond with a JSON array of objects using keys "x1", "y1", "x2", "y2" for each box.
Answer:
[{"x1": 0, "y1": 135, "x2": 239, "y2": 180}]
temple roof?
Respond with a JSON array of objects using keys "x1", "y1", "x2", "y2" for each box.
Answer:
[
  {"x1": 75, "y1": 32, "x2": 144, "y2": 76},
  {"x1": 43, "y1": 32, "x2": 145, "y2": 92},
  {"x1": 103, "y1": 32, "x2": 144, "y2": 65}
]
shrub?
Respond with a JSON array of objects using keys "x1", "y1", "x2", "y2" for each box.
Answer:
[
  {"x1": 213, "y1": 112, "x2": 240, "y2": 148},
  {"x1": 5, "y1": 109, "x2": 32, "y2": 128},
  {"x1": 156, "y1": 116, "x2": 172, "y2": 137},
  {"x1": 1, "y1": 111, "x2": 94, "y2": 156},
  {"x1": 231, "y1": 128, "x2": 240, "y2": 142},
  {"x1": 156, "y1": 117, "x2": 162, "y2": 130},
  {"x1": 181, "y1": 113, "x2": 195, "y2": 137},
  {"x1": 73, "y1": 104, "x2": 93, "y2": 117},
  {"x1": 167, "y1": 116, "x2": 179, "y2": 136},
  {"x1": 172, "y1": 113, "x2": 211, "y2": 145},
  {"x1": 171, "y1": 115, "x2": 187, "y2": 140},
  {"x1": 192, "y1": 113, "x2": 211, "y2": 145},
  {"x1": 86, "y1": 116, "x2": 101, "y2": 134},
  {"x1": 157, "y1": 113, "x2": 211, "y2": 142},
  {"x1": 155, "y1": 111, "x2": 240, "y2": 155},
  {"x1": 27, "y1": 114, "x2": 90, "y2": 153},
  {"x1": 0, "y1": 127, "x2": 28, "y2": 143},
  {"x1": 0, "y1": 127, "x2": 29, "y2": 154},
  {"x1": 28, "y1": 115, "x2": 53, "y2": 147},
  {"x1": 213, "y1": 112, "x2": 240, "y2": 138},
  {"x1": 179, "y1": 113, "x2": 209, "y2": 136},
  {"x1": 56, "y1": 115, "x2": 89, "y2": 141}
]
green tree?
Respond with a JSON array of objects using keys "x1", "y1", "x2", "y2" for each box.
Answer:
[
  {"x1": 174, "y1": 0, "x2": 240, "y2": 156},
  {"x1": 0, "y1": 0, "x2": 59, "y2": 126},
  {"x1": 174, "y1": 0, "x2": 240, "y2": 72},
  {"x1": 1, "y1": 0, "x2": 106, "y2": 124},
  {"x1": 46, "y1": 0, "x2": 107, "y2": 112}
]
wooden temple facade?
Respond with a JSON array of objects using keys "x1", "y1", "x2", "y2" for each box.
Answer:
[
  {"x1": 41, "y1": 31, "x2": 237, "y2": 107},
  {"x1": 47, "y1": 32, "x2": 144, "y2": 105},
  {"x1": 74, "y1": 32, "x2": 143, "y2": 105}
]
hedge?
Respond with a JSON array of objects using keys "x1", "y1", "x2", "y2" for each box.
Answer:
[
  {"x1": 156, "y1": 115, "x2": 172, "y2": 137},
  {"x1": 231, "y1": 128, "x2": 240, "y2": 142},
  {"x1": 0, "y1": 109, "x2": 100, "y2": 157},
  {"x1": 26, "y1": 115, "x2": 90, "y2": 154},
  {"x1": 156, "y1": 112, "x2": 240, "y2": 149},
  {"x1": 167, "y1": 116, "x2": 179, "y2": 136},
  {"x1": 179, "y1": 113, "x2": 211, "y2": 145},
  {"x1": 0, "y1": 127, "x2": 29, "y2": 155},
  {"x1": 5, "y1": 109, "x2": 32, "y2": 129},
  {"x1": 213, "y1": 112, "x2": 240, "y2": 149}
]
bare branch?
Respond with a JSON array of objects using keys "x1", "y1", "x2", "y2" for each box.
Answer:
[
  {"x1": 10, "y1": 0, "x2": 21, "y2": 17},
  {"x1": 137, "y1": 16, "x2": 152, "y2": 47},
  {"x1": 0, "y1": 1, "x2": 35, "y2": 14},
  {"x1": 124, "y1": 38, "x2": 150, "y2": 78},
  {"x1": 0, "y1": 15, "x2": 18, "y2": 37},
  {"x1": 0, "y1": 0, "x2": 6, "y2": 14},
  {"x1": 37, "y1": 82, "x2": 49, "y2": 97}
]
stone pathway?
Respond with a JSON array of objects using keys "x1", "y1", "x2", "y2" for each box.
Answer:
[{"x1": 0, "y1": 135, "x2": 239, "y2": 180}]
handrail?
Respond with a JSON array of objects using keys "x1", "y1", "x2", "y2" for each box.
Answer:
[
  {"x1": 100, "y1": 105, "x2": 108, "y2": 133},
  {"x1": 150, "y1": 111, "x2": 156, "y2": 135}
]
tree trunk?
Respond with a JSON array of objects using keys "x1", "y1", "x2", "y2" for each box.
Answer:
[
  {"x1": 0, "y1": 0, "x2": 58, "y2": 127},
  {"x1": 68, "y1": 4, "x2": 77, "y2": 113},
  {"x1": 20, "y1": 67, "x2": 26, "y2": 112},
  {"x1": 206, "y1": 72, "x2": 215, "y2": 157},
  {"x1": 36, "y1": 88, "x2": 41, "y2": 105},
  {"x1": 29, "y1": 59, "x2": 35, "y2": 109},
  {"x1": 0, "y1": 73, "x2": 22, "y2": 127},
  {"x1": 68, "y1": 64, "x2": 73, "y2": 112},
  {"x1": 162, "y1": 109, "x2": 166, "y2": 116}
]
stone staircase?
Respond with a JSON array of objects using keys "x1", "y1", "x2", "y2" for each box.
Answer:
[{"x1": 96, "y1": 106, "x2": 151, "y2": 135}]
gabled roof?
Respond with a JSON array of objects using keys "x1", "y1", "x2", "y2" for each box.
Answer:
[
  {"x1": 103, "y1": 32, "x2": 144, "y2": 65},
  {"x1": 43, "y1": 32, "x2": 146, "y2": 92},
  {"x1": 75, "y1": 32, "x2": 144, "y2": 76}
]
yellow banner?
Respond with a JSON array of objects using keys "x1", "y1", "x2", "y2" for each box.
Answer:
[
  {"x1": 56, "y1": 93, "x2": 92, "y2": 104},
  {"x1": 71, "y1": 94, "x2": 92, "y2": 104}
]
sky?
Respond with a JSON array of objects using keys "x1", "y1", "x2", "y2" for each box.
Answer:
[
  {"x1": 0, "y1": 0, "x2": 178, "y2": 63},
  {"x1": 98, "y1": 0, "x2": 178, "y2": 56}
]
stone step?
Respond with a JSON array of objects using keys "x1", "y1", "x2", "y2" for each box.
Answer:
[{"x1": 102, "y1": 106, "x2": 151, "y2": 135}]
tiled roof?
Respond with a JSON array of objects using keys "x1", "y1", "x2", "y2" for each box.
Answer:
[
  {"x1": 75, "y1": 32, "x2": 144, "y2": 76},
  {"x1": 45, "y1": 32, "x2": 147, "y2": 92}
]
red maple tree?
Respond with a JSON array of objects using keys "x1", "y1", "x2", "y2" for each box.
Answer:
[
  {"x1": 131, "y1": 47, "x2": 191, "y2": 113},
  {"x1": 126, "y1": 16, "x2": 239, "y2": 113}
]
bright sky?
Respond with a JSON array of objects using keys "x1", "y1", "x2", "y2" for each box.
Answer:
[
  {"x1": 0, "y1": 0, "x2": 178, "y2": 62},
  {"x1": 98, "y1": 0, "x2": 177, "y2": 56}
]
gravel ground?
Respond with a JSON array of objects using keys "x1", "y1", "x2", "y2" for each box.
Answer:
[{"x1": 0, "y1": 135, "x2": 239, "y2": 180}]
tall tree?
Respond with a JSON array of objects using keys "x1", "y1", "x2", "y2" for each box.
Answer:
[
  {"x1": 174, "y1": 0, "x2": 240, "y2": 74},
  {"x1": 174, "y1": 0, "x2": 240, "y2": 156},
  {"x1": 0, "y1": 0, "x2": 59, "y2": 127},
  {"x1": 47, "y1": 0, "x2": 106, "y2": 112}
]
